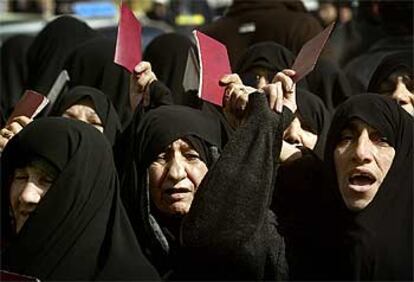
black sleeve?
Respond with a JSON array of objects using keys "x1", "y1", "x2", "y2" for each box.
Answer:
[{"x1": 178, "y1": 92, "x2": 289, "y2": 280}]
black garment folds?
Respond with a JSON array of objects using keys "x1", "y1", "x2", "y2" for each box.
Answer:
[
  {"x1": 120, "y1": 105, "x2": 222, "y2": 277},
  {"x1": 26, "y1": 16, "x2": 100, "y2": 94},
  {"x1": 50, "y1": 85, "x2": 121, "y2": 145},
  {"x1": 367, "y1": 51, "x2": 413, "y2": 93},
  {"x1": 180, "y1": 93, "x2": 291, "y2": 280},
  {"x1": 1, "y1": 118, "x2": 159, "y2": 281},
  {"x1": 324, "y1": 94, "x2": 413, "y2": 280},
  {"x1": 63, "y1": 37, "x2": 132, "y2": 128}
]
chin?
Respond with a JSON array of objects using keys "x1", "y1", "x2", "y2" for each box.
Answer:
[{"x1": 168, "y1": 203, "x2": 191, "y2": 216}]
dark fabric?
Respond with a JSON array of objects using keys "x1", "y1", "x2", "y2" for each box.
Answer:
[
  {"x1": 367, "y1": 51, "x2": 413, "y2": 93},
  {"x1": 199, "y1": 0, "x2": 322, "y2": 69},
  {"x1": 0, "y1": 35, "x2": 34, "y2": 120},
  {"x1": 235, "y1": 42, "x2": 350, "y2": 113},
  {"x1": 50, "y1": 86, "x2": 122, "y2": 145},
  {"x1": 324, "y1": 94, "x2": 413, "y2": 280},
  {"x1": 63, "y1": 37, "x2": 132, "y2": 129},
  {"x1": 26, "y1": 16, "x2": 100, "y2": 95},
  {"x1": 296, "y1": 88, "x2": 330, "y2": 159},
  {"x1": 1, "y1": 118, "x2": 159, "y2": 281},
  {"x1": 143, "y1": 33, "x2": 196, "y2": 106},
  {"x1": 344, "y1": 36, "x2": 413, "y2": 93},
  {"x1": 235, "y1": 41, "x2": 309, "y2": 90},
  {"x1": 120, "y1": 105, "x2": 222, "y2": 277},
  {"x1": 180, "y1": 93, "x2": 291, "y2": 280},
  {"x1": 306, "y1": 58, "x2": 352, "y2": 113},
  {"x1": 272, "y1": 147, "x2": 328, "y2": 280}
]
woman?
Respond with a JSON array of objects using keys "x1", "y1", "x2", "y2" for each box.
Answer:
[
  {"x1": 63, "y1": 37, "x2": 132, "y2": 127},
  {"x1": 26, "y1": 16, "x2": 100, "y2": 94},
  {"x1": 236, "y1": 41, "x2": 351, "y2": 113},
  {"x1": 120, "y1": 105, "x2": 222, "y2": 278},
  {"x1": 1, "y1": 118, "x2": 159, "y2": 280},
  {"x1": 50, "y1": 86, "x2": 121, "y2": 145},
  {"x1": 367, "y1": 51, "x2": 413, "y2": 116},
  {"x1": 323, "y1": 94, "x2": 413, "y2": 280}
]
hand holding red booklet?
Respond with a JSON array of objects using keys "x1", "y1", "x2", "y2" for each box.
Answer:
[
  {"x1": 194, "y1": 30, "x2": 232, "y2": 107},
  {"x1": 7, "y1": 90, "x2": 49, "y2": 125},
  {"x1": 291, "y1": 22, "x2": 335, "y2": 83},
  {"x1": 114, "y1": 2, "x2": 142, "y2": 73}
]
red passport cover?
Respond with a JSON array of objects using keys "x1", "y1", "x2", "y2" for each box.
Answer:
[
  {"x1": 194, "y1": 30, "x2": 231, "y2": 107},
  {"x1": 291, "y1": 22, "x2": 335, "y2": 83},
  {"x1": 114, "y1": 2, "x2": 142, "y2": 73},
  {"x1": 7, "y1": 90, "x2": 49, "y2": 124}
]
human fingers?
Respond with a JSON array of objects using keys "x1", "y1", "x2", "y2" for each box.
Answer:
[{"x1": 10, "y1": 116, "x2": 32, "y2": 127}]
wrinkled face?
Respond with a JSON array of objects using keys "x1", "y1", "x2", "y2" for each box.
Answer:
[
  {"x1": 283, "y1": 117, "x2": 318, "y2": 150},
  {"x1": 379, "y1": 73, "x2": 414, "y2": 116},
  {"x1": 334, "y1": 119, "x2": 395, "y2": 211},
  {"x1": 10, "y1": 161, "x2": 58, "y2": 233},
  {"x1": 148, "y1": 138, "x2": 208, "y2": 216},
  {"x1": 62, "y1": 98, "x2": 104, "y2": 132}
]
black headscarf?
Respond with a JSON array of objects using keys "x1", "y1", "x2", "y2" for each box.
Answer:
[
  {"x1": 1, "y1": 118, "x2": 159, "y2": 281},
  {"x1": 143, "y1": 33, "x2": 196, "y2": 106},
  {"x1": 324, "y1": 94, "x2": 413, "y2": 280},
  {"x1": 296, "y1": 89, "x2": 331, "y2": 159},
  {"x1": 49, "y1": 86, "x2": 121, "y2": 145},
  {"x1": 63, "y1": 37, "x2": 132, "y2": 128},
  {"x1": 120, "y1": 105, "x2": 222, "y2": 276},
  {"x1": 26, "y1": 16, "x2": 100, "y2": 95},
  {"x1": 367, "y1": 51, "x2": 413, "y2": 93},
  {"x1": 235, "y1": 41, "x2": 309, "y2": 90},
  {"x1": 0, "y1": 35, "x2": 34, "y2": 119}
]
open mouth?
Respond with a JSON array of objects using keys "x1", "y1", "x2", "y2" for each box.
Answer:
[{"x1": 348, "y1": 171, "x2": 376, "y2": 192}]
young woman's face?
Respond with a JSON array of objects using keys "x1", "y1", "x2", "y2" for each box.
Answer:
[
  {"x1": 379, "y1": 73, "x2": 414, "y2": 116},
  {"x1": 334, "y1": 119, "x2": 395, "y2": 211},
  {"x1": 62, "y1": 98, "x2": 104, "y2": 132},
  {"x1": 148, "y1": 138, "x2": 208, "y2": 216},
  {"x1": 10, "y1": 161, "x2": 58, "y2": 233}
]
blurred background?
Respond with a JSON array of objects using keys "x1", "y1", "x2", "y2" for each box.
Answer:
[{"x1": 0, "y1": 0, "x2": 364, "y2": 48}]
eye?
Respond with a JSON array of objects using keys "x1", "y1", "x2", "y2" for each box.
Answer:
[
  {"x1": 154, "y1": 153, "x2": 167, "y2": 164},
  {"x1": 184, "y1": 152, "x2": 201, "y2": 161},
  {"x1": 370, "y1": 133, "x2": 391, "y2": 146}
]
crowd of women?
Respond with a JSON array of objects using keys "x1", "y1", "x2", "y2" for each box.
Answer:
[{"x1": 0, "y1": 0, "x2": 412, "y2": 281}]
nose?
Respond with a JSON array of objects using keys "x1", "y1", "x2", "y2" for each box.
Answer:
[
  {"x1": 19, "y1": 182, "x2": 42, "y2": 206},
  {"x1": 167, "y1": 157, "x2": 187, "y2": 183},
  {"x1": 284, "y1": 120, "x2": 302, "y2": 145},
  {"x1": 353, "y1": 130, "x2": 373, "y2": 164},
  {"x1": 392, "y1": 78, "x2": 411, "y2": 106}
]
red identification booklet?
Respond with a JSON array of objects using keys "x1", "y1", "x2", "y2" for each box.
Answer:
[
  {"x1": 114, "y1": 2, "x2": 142, "y2": 73},
  {"x1": 0, "y1": 270, "x2": 40, "y2": 281},
  {"x1": 7, "y1": 90, "x2": 49, "y2": 124},
  {"x1": 291, "y1": 22, "x2": 335, "y2": 83},
  {"x1": 194, "y1": 30, "x2": 231, "y2": 107}
]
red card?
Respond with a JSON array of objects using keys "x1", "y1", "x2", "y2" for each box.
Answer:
[
  {"x1": 7, "y1": 90, "x2": 49, "y2": 124},
  {"x1": 114, "y1": 3, "x2": 142, "y2": 73},
  {"x1": 291, "y1": 22, "x2": 335, "y2": 83},
  {"x1": 1, "y1": 270, "x2": 40, "y2": 281},
  {"x1": 194, "y1": 30, "x2": 231, "y2": 107}
]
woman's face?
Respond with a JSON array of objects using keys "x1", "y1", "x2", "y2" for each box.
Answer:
[
  {"x1": 148, "y1": 138, "x2": 208, "y2": 216},
  {"x1": 334, "y1": 119, "x2": 395, "y2": 211},
  {"x1": 379, "y1": 73, "x2": 414, "y2": 116},
  {"x1": 10, "y1": 161, "x2": 58, "y2": 233},
  {"x1": 62, "y1": 98, "x2": 104, "y2": 132},
  {"x1": 283, "y1": 117, "x2": 318, "y2": 150}
]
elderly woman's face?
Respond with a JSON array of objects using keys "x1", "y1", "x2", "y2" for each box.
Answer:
[
  {"x1": 10, "y1": 161, "x2": 58, "y2": 233},
  {"x1": 379, "y1": 73, "x2": 414, "y2": 116},
  {"x1": 148, "y1": 138, "x2": 208, "y2": 216},
  {"x1": 334, "y1": 119, "x2": 395, "y2": 211},
  {"x1": 62, "y1": 98, "x2": 104, "y2": 132}
]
